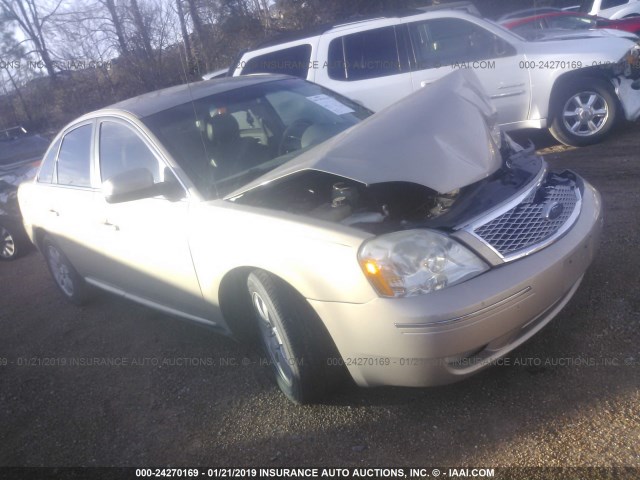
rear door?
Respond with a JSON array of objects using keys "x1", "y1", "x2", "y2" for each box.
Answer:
[{"x1": 38, "y1": 122, "x2": 99, "y2": 277}]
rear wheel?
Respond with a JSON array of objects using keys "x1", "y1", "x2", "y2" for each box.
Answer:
[
  {"x1": 42, "y1": 235, "x2": 92, "y2": 305},
  {"x1": 549, "y1": 78, "x2": 618, "y2": 147},
  {"x1": 247, "y1": 271, "x2": 345, "y2": 403}
]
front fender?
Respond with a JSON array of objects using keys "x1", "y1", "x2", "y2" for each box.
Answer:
[{"x1": 188, "y1": 201, "x2": 376, "y2": 307}]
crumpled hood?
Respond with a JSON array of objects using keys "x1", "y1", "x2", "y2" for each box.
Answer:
[{"x1": 227, "y1": 69, "x2": 502, "y2": 197}]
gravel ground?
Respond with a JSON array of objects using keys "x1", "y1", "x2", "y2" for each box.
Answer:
[{"x1": 0, "y1": 123, "x2": 639, "y2": 470}]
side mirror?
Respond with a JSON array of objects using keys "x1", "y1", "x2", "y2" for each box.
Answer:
[{"x1": 103, "y1": 168, "x2": 184, "y2": 204}]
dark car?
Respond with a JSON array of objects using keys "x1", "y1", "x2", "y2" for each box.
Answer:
[{"x1": 0, "y1": 127, "x2": 48, "y2": 260}]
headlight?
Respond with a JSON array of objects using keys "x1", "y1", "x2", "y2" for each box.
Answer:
[{"x1": 358, "y1": 229, "x2": 489, "y2": 298}]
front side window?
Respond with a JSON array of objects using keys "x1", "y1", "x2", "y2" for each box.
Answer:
[
  {"x1": 99, "y1": 121, "x2": 160, "y2": 183},
  {"x1": 328, "y1": 26, "x2": 402, "y2": 81},
  {"x1": 241, "y1": 45, "x2": 312, "y2": 79},
  {"x1": 409, "y1": 18, "x2": 514, "y2": 69},
  {"x1": 56, "y1": 124, "x2": 92, "y2": 187}
]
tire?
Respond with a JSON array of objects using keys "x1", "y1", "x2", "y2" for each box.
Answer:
[
  {"x1": 247, "y1": 271, "x2": 346, "y2": 404},
  {"x1": 42, "y1": 235, "x2": 92, "y2": 305},
  {"x1": 0, "y1": 224, "x2": 21, "y2": 261},
  {"x1": 549, "y1": 77, "x2": 619, "y2": 147}
]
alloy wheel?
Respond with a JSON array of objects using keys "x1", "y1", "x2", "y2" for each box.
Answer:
[
  {"x1": 251, "y1": 291, "x2": 294, "y2": 386},
  {"x1": 562, "y1": 91, "x2": 609, "y2": 137},
  {"x1": 46, "y1": 245, "x2": 75, "y2": 297}
]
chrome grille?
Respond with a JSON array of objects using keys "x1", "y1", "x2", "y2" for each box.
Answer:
[{"x1": 473, "y1": 182, "x2": 579, "y2": 258}]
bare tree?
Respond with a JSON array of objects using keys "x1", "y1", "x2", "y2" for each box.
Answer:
[
  {"x1": 0, "y1": 0, "x2": 61, "y2": 80},
  {"x1": 175, "y1": 0, "x2": 195, "y2": 70},
  {"x1": 0, "y1": 13, "x2": 33, "y2": 124},
  {"x1": 129, "y1": 0, "x2": 154, "y2": 63},
  {"x1": 185, "y1": 0, "x2": 209, "y2": 69},
  {"x1": 103, "y1": 0, "x2": 129, "y2": 56}
]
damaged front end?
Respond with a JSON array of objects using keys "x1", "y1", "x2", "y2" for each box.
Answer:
[
  {"x1": 613, "y1": 42, "x2": 640, "y2": 120},
  {"x1": 230, "y1": 135, "x2": 582, "y2": 266},
  {"x1": 229, "y1": 136, "x2": 543, "y2": 237},
  {"x1": 229, "y1": 70, "x2": 586, "y2": 295}
]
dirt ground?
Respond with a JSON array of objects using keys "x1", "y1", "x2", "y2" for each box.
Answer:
[{"x1": 0, "y1": 123, "x2": 638, "y2": 470}]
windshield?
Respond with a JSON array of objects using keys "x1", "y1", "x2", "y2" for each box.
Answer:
[{"x1": 142, "y1": 78, "x2": 371, "y2": 198}]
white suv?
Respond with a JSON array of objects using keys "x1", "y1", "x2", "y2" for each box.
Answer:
[{"x1": 232, "y1": 8, "x2": 640, "y2": 146}]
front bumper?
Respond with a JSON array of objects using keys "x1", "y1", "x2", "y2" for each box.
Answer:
[{"x1": 310, "y1": 181, "x2": 603, "y2": 387}]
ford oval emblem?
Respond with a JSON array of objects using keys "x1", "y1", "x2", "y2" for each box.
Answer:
[{"x1": 543, "y1": 202, "x2": 564, "y2": 221}]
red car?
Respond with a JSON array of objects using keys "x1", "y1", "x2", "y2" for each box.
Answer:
[{"x1": 501, "y1": 11, "x2": 640, "y2": 37}]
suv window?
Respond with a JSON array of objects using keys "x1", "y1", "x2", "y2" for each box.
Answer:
[
  {"x1": 56, "y1": 124, "x2": 92, "y2": 187},
  {"x1": 409, "y1": 18, "x2": 514, "y2": 69},
  {"x1": 37, "y1": 138, "x2": 61, "y2": 184},
  {"x1": 328, "y1": 26, "x2": 402, "y2": 81},
  {"x1": 99, "y1": 121, "x2": 160, "y2": 183},
  {"x1": 241, "y1": 44, "x2": 312, "y2": 79}
]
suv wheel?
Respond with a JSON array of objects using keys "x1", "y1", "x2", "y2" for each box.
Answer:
[
  {"x1": 42, "y1": 235, "x2": 92, "y2": 305},
  {"x1": 247, "y1": 271, "x2": 345, "y2": 404},
  {"x1": 549, "y1": 78, "x2": 618, "y2": 147}
]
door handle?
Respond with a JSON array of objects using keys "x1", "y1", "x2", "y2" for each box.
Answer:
[
  {"x1": 420, "y1": 80, "x2": 433, "y2": 88},
  {"x1": 102, "y1": 221, "x2": 119, "y2": 231},
  {"x1": 48, "y1": 209, "x2": 59, "y2": 216}
]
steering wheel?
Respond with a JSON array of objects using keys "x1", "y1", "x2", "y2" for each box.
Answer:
[{"x1": 278, "y1": 119, "x2": 313, "y2": 155}]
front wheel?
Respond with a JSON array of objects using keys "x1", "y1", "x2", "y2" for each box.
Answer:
[
  {"x1": 247, "y1": 271, "x2": 345, "y2": 403},
  {"x1": 549, "y1": 78, "x2": 619, "y2": 147},
  {"x1": 42, "y1": 235, "x2": 92, "y2": 305}
]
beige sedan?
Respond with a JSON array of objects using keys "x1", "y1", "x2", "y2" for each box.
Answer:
[{"x1": 18, "y1": 71, "x2": 602, "y2": 403}]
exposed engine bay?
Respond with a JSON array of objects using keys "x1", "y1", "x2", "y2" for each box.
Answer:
[
  {"x1": 233, "y1": 170, "x2": 458, "y2": 227},
  {"x1": 230, "y1": 140, "x2": 544, "y2": 234}
]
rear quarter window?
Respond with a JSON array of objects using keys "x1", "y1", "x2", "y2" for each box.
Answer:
[
  {"x1": 56, "y1": 124, "x2": 93, "y2": 187},
  {"x1": 37, "y1": 138, "x2": 61, "y2": 184}
]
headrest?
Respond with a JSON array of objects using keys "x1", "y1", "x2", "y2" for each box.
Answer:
[{"x1": 207, "y1": 113, "x2": 240, "y2": 144}]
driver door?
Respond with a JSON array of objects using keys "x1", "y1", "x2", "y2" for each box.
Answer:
[{"x1": 92, "y1": 118, "x2": 210, "y2": 321}]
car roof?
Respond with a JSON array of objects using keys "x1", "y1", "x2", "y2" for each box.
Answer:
[{"x1": 104, "y1": 74, "x2": 291, "y2": 118}]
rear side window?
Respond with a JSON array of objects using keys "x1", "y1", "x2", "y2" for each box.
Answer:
[
  {"x1": 56, "y1": 124, "x2": 92, "y2": 187},
  {"x1": 99, "y1": 121, "x2": 160, "y2": 183},
  {"x1": 241, "y1": 45, "x2": 312, "y2": 79},
  {"x1": 37, "y1": 138, "x2": 61, "y2": 184},
  {"x1": 328, "y1": 26, "x2": 402, "y2": 81}
]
